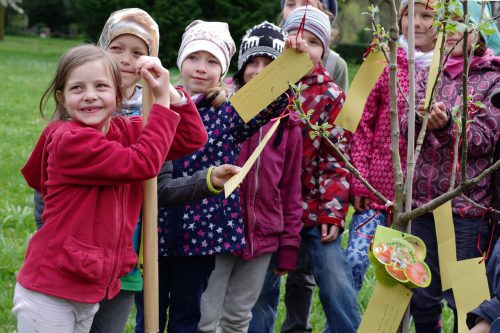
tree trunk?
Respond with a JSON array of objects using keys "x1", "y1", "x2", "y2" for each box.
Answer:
[{"x1": 0, "y1": 5, "x2": 5, "y2": 40}]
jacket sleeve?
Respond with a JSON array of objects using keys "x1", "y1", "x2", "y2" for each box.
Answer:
[
  {"x1": 230, "y1": 93, "x2": 290, "y2": 143},
  {"x1": 276, "y1": 122, "x2": 303, "y2": 271},
  {"x1": 157, "y1": 160, "x2": 215, "y2": 207},
  {"x1": 317, "y1": 90, "x2": 351, "y2": 229},
  {"x1": 166, "y1": 87, "x2": 208, "y2": 160},
  {"x1": 55, "y1": 104, "x2": 179, "y2": 185},
  {"x1": 350, "y1": 69, "x2": 385, "y2": 198}
]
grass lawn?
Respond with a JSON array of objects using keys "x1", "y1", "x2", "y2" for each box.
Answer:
[{"x1": 0, "y1": 35, "x2": 454, "y2": 333}]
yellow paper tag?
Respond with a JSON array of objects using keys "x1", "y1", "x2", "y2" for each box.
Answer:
[
  {"x1": 224, "y1": 119, "x2": 281, "y2": 198},
  {"x1": 334, "y1": 50, "x2": 386, "y2": 132},
  {"x1": 229, "y1": 49, "x2": 313, "y2": 123},
  {"x1": 433, "y1": 200, "x2": 457, "y2": 291},
  {"x1": 358, "y1": 282, "x2": 413, "y2": 333},
  {"x1": 449, "y1": 258, "x2": 490, "y2": 333},
  {"x1": 424, "y1": 32, "x2": 443, "y2": 108}
]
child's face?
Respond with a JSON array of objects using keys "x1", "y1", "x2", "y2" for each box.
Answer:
[
  {"x1": 445, "y1": 17, "x2": 479, "y2": 57},
  {"x1": 58, "y1": 60, "x2": 117, "y2": 133},
  {"x1": 401, "y1": 3, "x2": 437, "y2": 52},
  {"x1": 107, "y1": 34, "x2": 148, "y2": 97},
  {"x1": 181, "y1": 51, "x2": 222, "y2": 96},
  {"x1": 288, "y1": 30, "x2": 324, "y2": 66},
  {"x1": 283, "y1": 0, "x2": 320, "y2": 19},
  {"x1": 243, "y1": 56, "x2": 273, "y2": 84}
]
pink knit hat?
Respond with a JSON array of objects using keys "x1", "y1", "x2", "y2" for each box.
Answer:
[{"x1": 177, "y1": 20, "x2": 236, "y2": 77}]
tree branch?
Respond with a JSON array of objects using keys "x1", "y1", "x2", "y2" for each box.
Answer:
[
  {"x1": 399, "y1": 159, "x2": 500, "y2": 223},
  {"x1": 385, "y1": 0, "x2": 404, "y2": 230}
]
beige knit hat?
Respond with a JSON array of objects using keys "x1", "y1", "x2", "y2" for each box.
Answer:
[
  {"x1": 177, "y1": 20, "x2": 236, "y2": 77},
  {"x1": 98, "y1": 8, "x2": 159, "y2": 57}
]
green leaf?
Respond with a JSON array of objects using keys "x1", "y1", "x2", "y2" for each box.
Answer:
[
  {"x1": 309, "y1": 131, "x2": 319, "y2": 140},
  {"x1": 477, "y1": 21, "x2": 497, "y2": 36},
  {"x1": 472, "y1": 101, "x2": 485, "y2": 109}
]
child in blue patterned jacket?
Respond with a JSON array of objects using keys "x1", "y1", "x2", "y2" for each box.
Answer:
[{"x1": 143, "y1": 20, "x2": 289, "y2": 333}]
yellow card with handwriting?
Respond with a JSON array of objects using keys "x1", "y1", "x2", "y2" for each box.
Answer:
[
  {"x1": 424, "y1": 32, "x2": 443, "y2": 108},
  {"x1": 224, "y1": 119, "x2": 281, "y2": 198},
  {"x1": 449, "y1": 258, "x2": 490, "y2": 333},
  {"x1": 433, "y1": 200, "x2": 457, "y2": 291},
  {"x1": 334, "y1": 50, "x2": 386, "y2": 132},
  {"x1": 358, "y1": 281, "x2": 412, "y2": 333},
  {"x1": 229, "y1": 49, "x2": 313, "y2": 123}
]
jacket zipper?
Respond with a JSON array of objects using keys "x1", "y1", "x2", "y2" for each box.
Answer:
[{"x1": 250, "y1": 128, "x2": 263, "y2": 258}]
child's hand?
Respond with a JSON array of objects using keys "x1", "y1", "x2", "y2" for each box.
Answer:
[
  {"x1": 417, "y1": 100, "x2": 448, "y2": 130},
  {"x1": 210, "y1": 165, "x2": 241, "y2": 189},
  {"x1": 469, "y1": 319, "x2": 490, "y2": 333},
  {"x1": 168, "y1": 84, "x2": 184, "y2": 105},
  {"x1": 136, "y1": 56, "x2": 170, "y2": 107},
  {"x1": 320, "y1": 224, "x2": 339, "y2": 243},
  {"x1": 421, "y1": 101, "x2": 448, "y2": 130},
  {"x1": 284, "y1": 35, "x2": 308, "y2": 54}
]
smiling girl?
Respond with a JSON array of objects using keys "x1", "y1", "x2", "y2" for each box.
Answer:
[
  {"x1": 13, "y1": 44, "x2": 180, "y2": 333},
  {"x1": 404, "y1": 2, "x2": 500, "y2": 331}
]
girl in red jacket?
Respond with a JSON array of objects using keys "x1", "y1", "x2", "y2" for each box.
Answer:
[{"x1": 13, "y1": 44, "x2": 180, "y2": 333}]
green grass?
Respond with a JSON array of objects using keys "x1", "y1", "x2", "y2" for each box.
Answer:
[{"x1": 0, "y1": 35, "x2": 454, "y2": 333}]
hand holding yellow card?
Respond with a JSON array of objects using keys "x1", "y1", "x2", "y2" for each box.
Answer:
[{"x1": 229, "y1": 48, "x2": 313, "y2": 123}]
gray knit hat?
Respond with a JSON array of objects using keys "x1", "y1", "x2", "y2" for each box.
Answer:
[
  {"x1": 282, "y1": 6, "x2": 331, "y2": 55},
  {"x1": 237, "y1": 21, "x2": 285, "y2": 71}
]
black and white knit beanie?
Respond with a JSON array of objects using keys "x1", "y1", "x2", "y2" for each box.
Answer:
[{"x1": 237, "y1": 21, "x2": 285, "y2": 71}]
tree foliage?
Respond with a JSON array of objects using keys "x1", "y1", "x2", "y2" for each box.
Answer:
[{"x1": 64, "y1": 0, "x2": 280, "y2": 69}]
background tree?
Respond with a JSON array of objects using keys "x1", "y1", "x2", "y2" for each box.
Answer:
[{"x1": 0, "y1": 0, "x2": 23, "y2": 40}]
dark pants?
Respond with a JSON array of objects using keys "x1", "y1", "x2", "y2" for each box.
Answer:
[
  {"x1": 135, "y1": 255, "x2": 215, "y2": 333},
  {"x1": 90, "y1": 290, "x2": 135, "y2": 333},
  {"x1": 410, "y1": 213, "x2": 490, "y2": 333}
]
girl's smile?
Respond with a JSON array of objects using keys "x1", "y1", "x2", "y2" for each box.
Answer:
[{"x1": 58, "y1": 60, "x2": 117, "y2": 133}]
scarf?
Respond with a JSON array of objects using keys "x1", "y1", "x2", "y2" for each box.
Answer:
[
  {"x1": 443, "y1": 49, "x2": 496, "y2": 79},
  {"x1": 398, "y1": 35, "x2": 434, "y2": 71}
]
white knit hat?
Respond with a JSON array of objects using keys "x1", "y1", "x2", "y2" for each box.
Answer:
[{"x1": 177, "y1": 20, "x2": 236, "y2": 77}]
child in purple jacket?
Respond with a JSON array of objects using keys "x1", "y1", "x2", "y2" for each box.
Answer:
[
  {"x1": 402, "y1": 2, "x2": 500, "y2": 332},
  {"x1": 198, "y1": 22, "x2": 303, "y2": 333}
]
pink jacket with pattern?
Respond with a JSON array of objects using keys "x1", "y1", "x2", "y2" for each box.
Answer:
[{"x1": 350, "y1": 48, "x2": 410, "y2": 208}]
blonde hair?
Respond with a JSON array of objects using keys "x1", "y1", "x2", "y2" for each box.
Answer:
[
  {"x1": 278, "y1": 2, "x2": 334, "y2": 27},
  {"x1": 39, "y1": 45, "x2": 122, "y2": 121},
  {"x1": 205, "y1": 81, "x2": 230, "y2": 108}
]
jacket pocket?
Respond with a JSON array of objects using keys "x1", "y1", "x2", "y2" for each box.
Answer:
[
  {"x1": 118, "y1": 246, "x2": 138, "y2": 278},
  {"x1": 56, "y1": 237, "x2": 104, "y2": 282}
]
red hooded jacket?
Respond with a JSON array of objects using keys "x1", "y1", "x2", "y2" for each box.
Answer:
[{"x1": 18, "y1": 101, "x2": 206, "y2": 303}]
